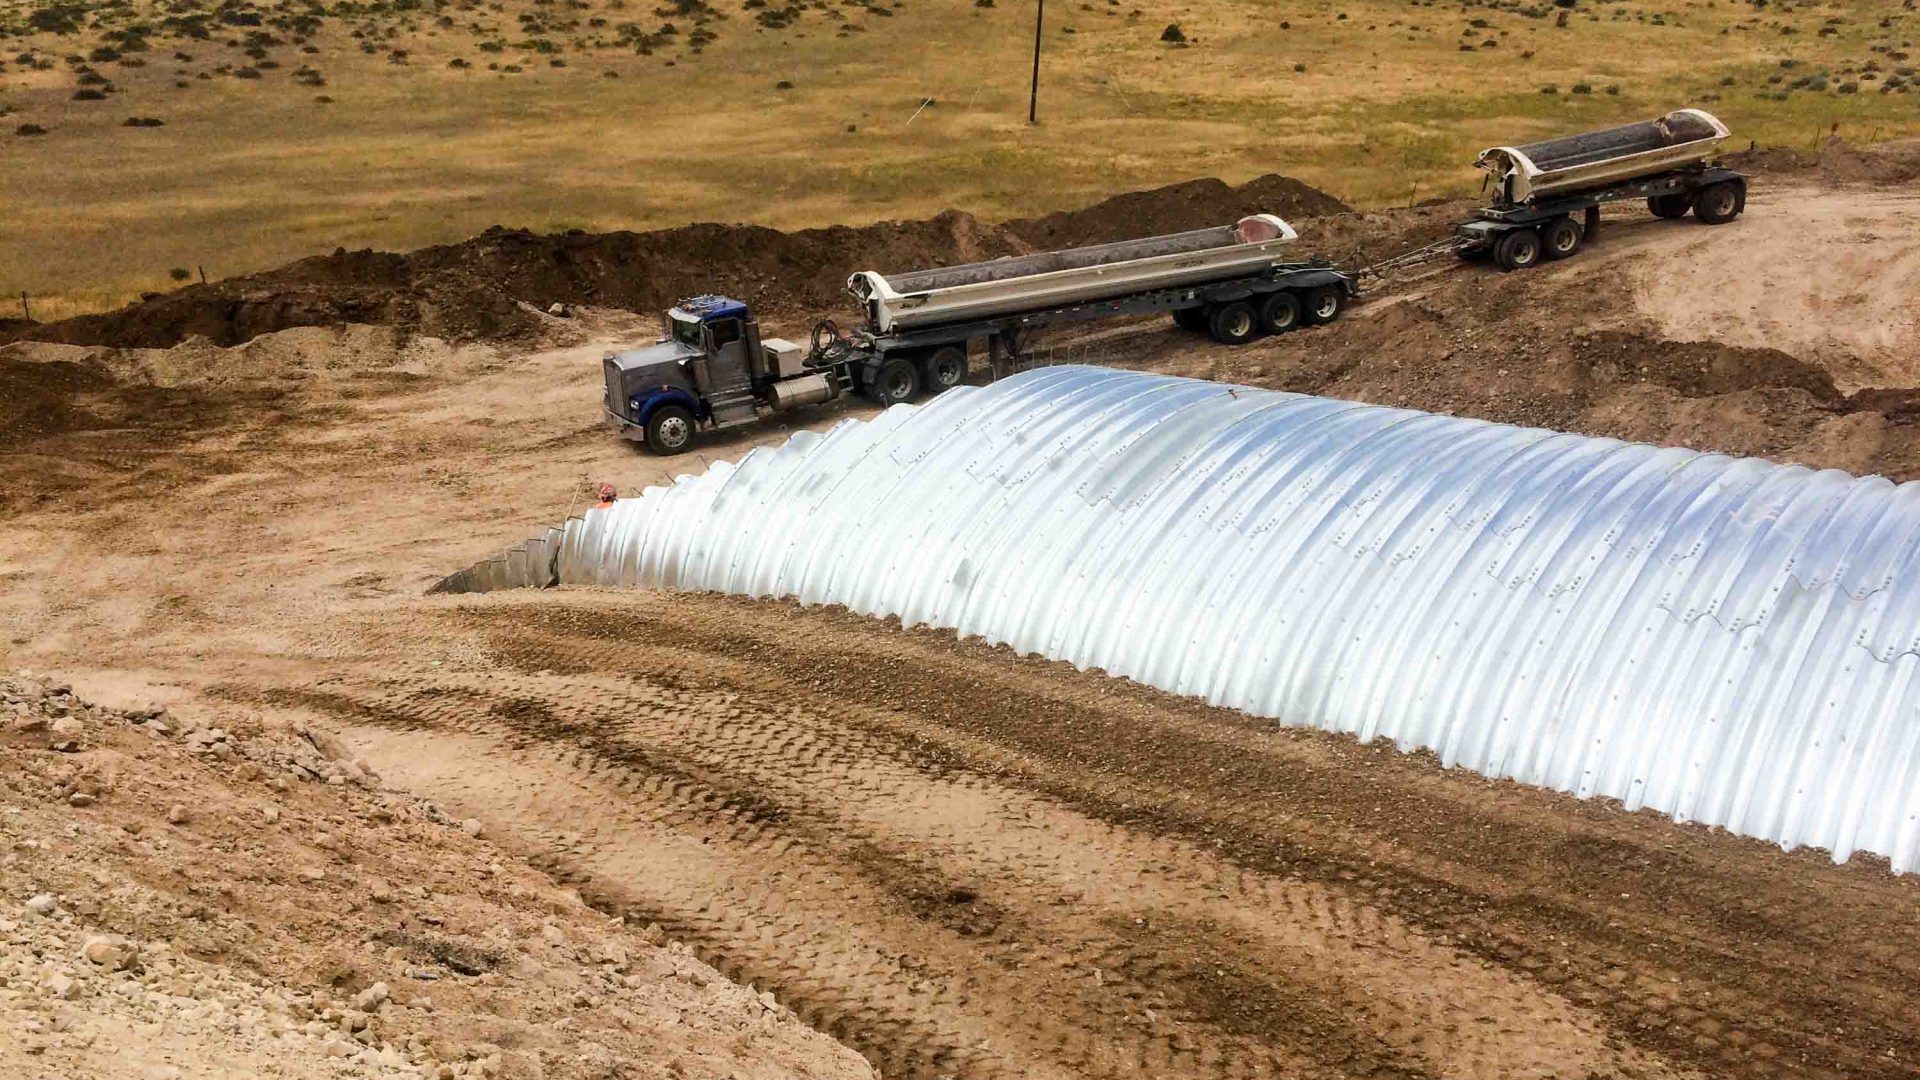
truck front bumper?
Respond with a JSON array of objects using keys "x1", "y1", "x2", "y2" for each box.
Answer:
[{"x1": 604, "y1": 407, "x2": 645, "y2": 442}]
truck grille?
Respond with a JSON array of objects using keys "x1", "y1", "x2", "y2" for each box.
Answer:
[{"x1": 602, "y1": 358, "x2": 627, "y2": 420}]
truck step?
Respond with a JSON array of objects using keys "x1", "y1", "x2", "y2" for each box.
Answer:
[{"x1": 709, "y1": 398, "x2": 762, "y2": 429}]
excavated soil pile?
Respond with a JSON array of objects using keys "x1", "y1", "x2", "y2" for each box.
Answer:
[
  {"x1": 1145, "y1": 184, "x2": 1920, "y2": 482},
  {"x1": 4, "y1": 174, "x2": 1349, "y2": 352},
  {"x1": 0, "y1": 348, "x2": 291, "y2": 512},
  {"x1": 1003, "y1": 175, "x2": 1351, "y2": 249},
  {"x1": 0, "y1": 672, "x2": 873, "y2": 1080},
  {"x1": 0, "y1": 355, "x2": 115, "y2": 449},
  {"x1": 1725, "y1": 135, "x2": 1920, "y2": 187}
]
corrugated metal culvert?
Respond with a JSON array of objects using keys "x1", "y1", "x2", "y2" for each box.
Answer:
[{"x1": 458, "y1": 367, "x2": 1920, "y2": 871}]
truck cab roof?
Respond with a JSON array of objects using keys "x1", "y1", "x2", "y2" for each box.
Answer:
[{"x1": 670, "y1": 295, "x2": 750, "y2": 323}]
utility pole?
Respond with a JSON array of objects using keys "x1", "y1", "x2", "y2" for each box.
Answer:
[{"x1": 1028, "y1": 0, "x2": 1044, "y2": 124}]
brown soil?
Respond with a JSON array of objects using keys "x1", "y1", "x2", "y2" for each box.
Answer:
[
  {"x1": 4, "y1": 163, "x2": 1920, "y2": 1080},
  {"x1": 1004, "y1": 175, "x2": 1350, "y2": 249},
  {"x1": 1725, "y1": 135, "x2": 1920, "y2": 188},
  {"x1": 1127, "y1": 179, "x2": 1920, "y2": 481},
  {"x1": 0, "y1": 174, "x2": 1349, "y2": 352},
  {"x1": 0, "y1": 673, "x2": 873, "y2": 1080},
  {"x1": 279, "y1": 590, "x2": 1920, "y2": 1080}
]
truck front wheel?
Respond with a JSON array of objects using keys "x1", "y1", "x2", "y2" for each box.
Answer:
[
  {"x1": 866, "y1": 356, "x2": 921, "y2": 406},
  {"x1": 1207, "y1": 301, "x2": 1258, "y2": 346},
  {"x1": 919, "y1": 346, "x2": 968, "y2": 393},
  {"x1": 1693, "y1": 182, "x2": 1742, "y2": 225},
  {"x1": 644, "y1": 404, "x2": 696, "y2": 455},
  {"x1": 1492, "y1": 228, "x2": 1541, "y2": 272}
]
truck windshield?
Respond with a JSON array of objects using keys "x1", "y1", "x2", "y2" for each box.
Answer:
[{"x1": 669, "y1": 313, "x2": 703, "y2": 349}]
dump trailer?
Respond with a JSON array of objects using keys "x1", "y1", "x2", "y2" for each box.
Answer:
[
  {"x1": 1446, "y1": 109, "x2": 1747, "y2": 272},
  {"x1": 603, "y1": 214, "x2": 1356, "y2": 453}
]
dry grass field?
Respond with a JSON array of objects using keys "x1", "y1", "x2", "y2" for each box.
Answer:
[{"x1": 3, "y1": 0, "x2": 1917, "y2": 317}]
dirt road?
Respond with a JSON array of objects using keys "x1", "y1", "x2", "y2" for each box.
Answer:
[{"x1": 5, "y1": 177, "x2": 1920, "y2": 1080}]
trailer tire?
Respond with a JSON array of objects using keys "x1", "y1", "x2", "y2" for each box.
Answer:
[
  {"x1": 1541, "y1": 216, "x2": 1583, "y2": 261},
  {"x1": 1257, "y1": 291, "x2": 1301, "y2": 334},
  {"x1": 644, "y1": 404, "x2": 696, "y2": 455},
  {"x1": 866, "y1": 356, "x2": 920, "y2": 406},
  {"x1": 919, "y1": 346, "x2": 968, "y2": 394},
  {"x1": 1693, "y1": 181, "x2": 1742, "y2": 225},
  {"x1": 1207, "y1": 301, "x2": 1258, "y2": 346},
  {"x1": 1173, "y1": 306, "x2": 1209, "y2": 332},
  {"x1": 1492, "y1": 228, "x2": 1542, "y2": 272},
  {"x1": 1301, "y1": 286, "x2": 1343, "y2": 325},
  {"x1": 1648, "y1": 193, "x2": 1692, "y2": 219}
]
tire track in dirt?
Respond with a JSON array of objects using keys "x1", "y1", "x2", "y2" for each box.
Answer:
[
  {"x1": 372, "y1": 670, "x2": 1646, "y2": 1079},
  {"x1": 453, "y1": 593, "x2": 1920, "y2": 1080},
  {"x1": 263, "y1": 685, "x2": 1335, "y2": 1079},
  {"x1": 227, "y1": 603, "x2": 1693, "y2": 1080}
]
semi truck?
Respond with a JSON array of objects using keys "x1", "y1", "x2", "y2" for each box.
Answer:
[
  {"x1": 1368, "y1": 108, "x2": 1749, "y2": 278},
  {"x1": 603, "y1": 213, "x2": 1356, "y2": 453}
]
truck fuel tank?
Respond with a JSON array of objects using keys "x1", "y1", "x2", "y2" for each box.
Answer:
[{"x1": 769, "y1": 372, "x2": 840, "y2": 410}]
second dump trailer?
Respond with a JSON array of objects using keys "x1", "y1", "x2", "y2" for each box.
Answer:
[
  {"x1": 1475, "y1": 108, "x2": 1731, "y2": 205},
  {"x1": 1454, "y1": 109, "x2": 1747, "y2": 272},
  {"x1": 604, "y1": 214, "x2": 1356, "y2": 453}
]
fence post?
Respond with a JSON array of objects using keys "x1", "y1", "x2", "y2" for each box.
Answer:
[
  {"x1": 19, "y1": 291, "x2": 28, "y2": 320},
  {"x1": 197, "y1": 265, "x2": 207, "y2": 284}
]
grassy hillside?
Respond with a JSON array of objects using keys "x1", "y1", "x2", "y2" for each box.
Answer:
[{"x1": 2, "y1": 0, "x2": 1915, "y2": 317}]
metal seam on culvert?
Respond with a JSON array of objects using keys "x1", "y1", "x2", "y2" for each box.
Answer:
[{"x1": 446, "y1": 366, "x2": 1920, "y2": 871}]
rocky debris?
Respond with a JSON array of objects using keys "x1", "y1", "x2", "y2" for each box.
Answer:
[
  {"x1": 5, "y1": 678, "x2": 96, "y2": 752},
  {"x1": 0, "y1": 672, "x2": 877, "y2": 1080},
  {"x1": 354, "y1": 981, "x2": 390, "y2": 1011},
  {"x1": 80, "y1": 933, "x2": 140, "y2": 971}
]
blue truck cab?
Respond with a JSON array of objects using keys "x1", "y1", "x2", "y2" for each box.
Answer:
[{"x1": 603, "y1": 295, "x2": 818, "y2": 454}]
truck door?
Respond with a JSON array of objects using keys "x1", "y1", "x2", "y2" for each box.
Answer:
[{"x1": 704, "y1": 318, "x2": 752, "y2": 395}]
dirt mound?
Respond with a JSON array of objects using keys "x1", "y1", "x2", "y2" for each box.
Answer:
[
  {"x1": 0, "y1": 354, "x2": 115, "y2": 449},
  {"x1": 1723, "y1": 136, "x2": 1920, "y2": 187},
  {"x1": 1003, "y1": 174, "x2": 1352, "y2": 249},
  {"x1": 1136, "y1": 189, "x2": 1920, "y2": 482},
  {"x1": 0, "y1": 671, "x2": 874, "y2": 1080},
  {"x1": 4, "y1": 175, "x2": 1350, "y2": 352}
]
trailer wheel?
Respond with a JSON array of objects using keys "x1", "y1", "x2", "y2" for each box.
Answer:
[
  {"x1": 1492, "y1": 228, "x2": 1542, "y2": 272},
  {"x1": 919, "y1": 346, "x2": 968, "y2": 394},
  {"x1": 866, "y1": 356, "x2": 921, "y2": 406},
  {"x1": 1301, "y1": 286, "x2": 1343, "y2": 325},
  {"x1": 1693, "y1": 181, "x2": 1742, "y2": 225},
  {"x1": 1207, "y1": 301, "x2": 1258, "y2": 346},
  {"x1": 1172, "y1": 306, "x2": 1209, "y2": 332},
  {"x1": 1541, "y1": 216, "x2": 1583, "y2": 261},
  {"x1": 1648, "y1": 193, "x2": 1692, "y2": 220},
  {"x1": 644, "y1": 404, "x2": 695, "y2": 455},
  {"x1": 1259, "y1": 291, "x2": 1301, "y2": 334}
]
